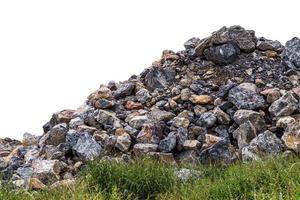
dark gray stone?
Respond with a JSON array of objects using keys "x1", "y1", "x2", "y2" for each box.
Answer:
[
  {"x1": 113, "y1": 82, "x2": 135, "y2": 99},
  {"x1": 39, "y1": 123, "x2": 68, "y2": 147},
  {"x1": 199, "y1": 139, "x2": 232, "y2": 164},
  {"x1": 242, "y1": 130, "x2": 282, "y2": 161},
  {"x1": 269, "y1": 92, "x2": 298, "y2": 117},
  {"x1": 72, "y1": 133, "x2": 102, "y2": 161},
  {"x1": 158, "y1": 134, "x2": 177, "y2": 153},
  {"x1": 144, "y1": 67, "x2": 176, "y2": 91},
  {"x1": 204, "y1": 42, "x2": 240, "y2": 65},
  {"x1": 196, "y1": 112, "x2": 217, "y2": 128},
  {"x1": 256, "y1": 37, "x2": 284, "y2": 52},
  {"x1": 281, "y1": 37, "x2": 300, "y2": 68},
  {"x1": 228, "y1": 83, "x2": 265, "y2": 110}
]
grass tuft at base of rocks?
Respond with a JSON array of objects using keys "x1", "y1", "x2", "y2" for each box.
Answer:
[{"x1": 1, "y1": 156, "x2": 300, "y2": 200}]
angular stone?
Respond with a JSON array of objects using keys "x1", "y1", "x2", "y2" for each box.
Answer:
[
  {"x1": 72, "y1": 133, "x2": 102, "y2": 161},
  {"x1": 133, "y1": 143, "x2": 158, "y2": 156},
  {"x1": 233, "y1": 109, "x2": 266, "y2": 131},
  {"x1": 125, "y1": 101, "x2": 143, "y2": 110},
  {"x1": 199, "y1": 139, "x2": 232, "y2": 164},
  {"x1": 144, "y1": 67, "x2": 176, "y2": 91},
  {"x1": 260, "y1": 88, "x2": 281, "y2": 103},
  {"x1": 269, "y1": 92, "x2": 298, "y2": 117},
  {"x1": 136, "y1": 88, "x2": 151, "y2": 103},
  {"x1": 213, "y1": 107, "x2": 230, "y2": 125},
  {"x1": 50, "y1": 110, "x2": 76, "y2": 126},
  {"x1": 204, "y1": 42, "x2": 240, "y2": 65},
  {"x1": 183, "y1": 140, "x2": 201, "y2": 150},
  {"x1": 189, "y1": 95, "x2": 212, "y2": 105},
  {"x1": 276, "y1": 116, "x2": 296, "y2": 129},
  {"x1": 16, "y1": 166, "x2": 33, "y2": 181},
  {"x1": 228, "y1": 83, "x2": 265, "y2": 110},
  {"x1": 282, "y1": 123, "x2": 300, "y2": 153},
  {"x1": 126, "y1": 114, "x2": 151, "y2": 130},
  {"x1": 292, "y1": 86, "x2": 300, "y2": 97},
  {"x1": 158, "y1": 134, "x2": 176, "y2": 153},
  {"x1": 113, "y1": 82, "x2": 135, "y2": 99},
  {"x1": 172, "y1": 117, "x2": 190, "y2": 128},
  {"x1": 176, "y1": 127, "x2": 188, "y2": 151},
  {"x1": 233, "y1": 121, "x2": 257, "y2": 149},
  {"x1": 281, "y1": 37, "x2": 300, "y2": 68},
  {"x1": 184, "y1": 37, "x2": 201, "y2": 49},
  {"x1": 137, "y1": 123, "x2": 163, "y2": 144},
  {"x1": 32, "y1": 159, "x2": 62, "y2": 184},
  {"x1": 256, "y1": 37, "x2": 284, "y2": 52},
  {"x1": 22, "y1": 133, "x2": 39, "y2": 146},
  {"x1": 30, "y1": 178, "x2": 46, "y2": 190},
  {"x1": 203, "y1": 134, "x2": 222, "y2": 149},
  {"x1": 149, "y1": 108, "x2": 175, "y2": 122},
  {"x1": 180, "y1": 88, "x2": 192, "y2": 101},
  {"x1": 97, "y1": 110, "x2": 122, "y2": 128},
  {"x1": 197, "y1": 112, "x2": 217, "y2": 128},
  {"x1": 24, "y1": 146, "x2": 40, "y2": 163},
  {"x1": 115, "y1": 133, "x2": 131, "y2": 152},
  {"x1": 94, "y1": 99, "x2": 114, "y2": 109},
  {"x1": 39, "y1": 123, "x2": 68, "y2": 147},
  {"x1": 242, "y1": 131, "x2": 282, "y2": 161},
  {"x1": 90, "y1": 87, "x2": 113, "y2": 100},
  {"x1": 195, "y1": 26, "x2": 256, "y2": 56}
]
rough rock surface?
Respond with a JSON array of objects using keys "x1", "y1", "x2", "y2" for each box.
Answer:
[{"x1": 1, "y1": 25, "x2": 300, "y2": 188}]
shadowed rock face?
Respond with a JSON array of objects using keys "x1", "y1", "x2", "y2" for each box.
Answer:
[{"x1": 1, "y1": 25, "x2": 300, "y2": 188}]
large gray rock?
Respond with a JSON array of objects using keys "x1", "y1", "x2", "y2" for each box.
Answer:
[
  {"x1": 281, "y1": 37, "x2": 300, "y2": 68},
  {"x1": 115, "y1": 133, "x2": 131, "y2": 152},
  {"x1": 32, "y1": 159, "x2": 62, "y2": 184},
  {"x1": 256, "y1": 37, "x2": 284, "y2": 52},
  {"x1": 269, "y1": 92, "x2": 298, "y2": 117},
  {"x1": 149, "y1": 108, "x2": 175, "y2": 122},
  {"x1": 242, "y1": 131, "x2": 282, "y2": 161},
  {"x1": 144, "y1": 67, "x2": 176, "y2": 91},
  {"x1": 199, "y1": 139, "x2": 232, "y2": 164},
  {"x1": 233, "y1": 121, "x2": 257, "y2": 149},
  {"x1": 22, "y1": 133, "x2": 39, "y2": 146},
  {"x1": 176, "y1": 127, "x2": 188, "y2": 151},
  {"x1": 97, "y1": 110, "x2": 122, "y2": 128},
  {"x1": 72, "y1": 133, "x2": 102, "y2": 161},
  {"x1": 16, "y1": 166, "x2": 33, "y2": 181},
  {"x1": 137, "y1": 123, "x2": 163, "y2": 144},
  {"x1": 135, "y1": 88, "x2": 151, "y2": 103},
  {"x1": 213, "y1": 107, "x2": 231, "y2": 125},
  {"x1": 281, "y1": 122, "x2": 300, "y2": 153},
  {"x1": 158, "y1": 134, "x2": 176, "y2": 153},
  {"x1": 196, "y1": 111, "x2": 217, "y2": 128},
  {"x1": 133, "y1": 143, "x2": 158, "y2": 156},
  {"x1": 204, "y1": 42, "x2": 240, "y2": 65},
  {"x1": 228, "y1": 83, "x2": 265, "y2": 110},
  {"x1": 113, "y1": 82, "x2": 135, "y2": 99},
  {"x1": 125, "y1": 114, "x2": 151, "y2": 130},
  {"x1": 233, "y1": 109, "x2": 266, "y2": 131},
  {"x1": 39, "y1": 123, "x2": 68, "y2": 147},
  {"x1": 195, "y1": 25, "x2": 256, "y2": 56}
]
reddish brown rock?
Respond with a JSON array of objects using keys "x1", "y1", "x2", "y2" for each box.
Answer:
[{"x1": 125, "y1": 101, "x2": 143, "y2": 110}]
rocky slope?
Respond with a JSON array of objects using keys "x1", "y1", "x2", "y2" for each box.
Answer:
[{"x1": 1, "y1": 25, "x2": 300, "y2": 189}]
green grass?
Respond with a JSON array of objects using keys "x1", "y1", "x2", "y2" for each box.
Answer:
[{"x1": 1, "y1": 157, "x2": 300, "y2": 200}]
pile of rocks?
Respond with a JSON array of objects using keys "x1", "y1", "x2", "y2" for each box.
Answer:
[{"x1": 1, "y1": 25, "x2": 300, "y2": 189}]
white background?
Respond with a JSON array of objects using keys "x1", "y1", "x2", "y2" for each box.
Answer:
[{"x1": 0, "y1": 0, "x2": 299, "y2": 140}]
